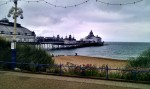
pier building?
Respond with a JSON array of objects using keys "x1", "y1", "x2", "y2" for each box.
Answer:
[
  {"x1": 0, "y1": 18, "x2": 36, "y2": 42},
  {"x1": 64, "y1": 35, "x2": 76, "y2": 44},
  {"x1": 80, "y1": 30, "x2": 102, "y2": 43},
  {"x1": 35, "y1": 31, "x2": 103, "y2": 50}
]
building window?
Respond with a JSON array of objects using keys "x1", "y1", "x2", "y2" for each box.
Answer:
[
  {"x1": 32, "y1": 31, "x2": 35, "y2": 36},
  {"x1": 25, "y1": 33, "x2": 27, "y2": 35},
  {"x1": 0, "y1": 31, "x2": 4, "y2": 34},
  {"x1": 18, "y1": 32, "x2": 21, "y2": 35},
  {"x1": 10, "y1": 32, "x2": 13, "y2": 35}
]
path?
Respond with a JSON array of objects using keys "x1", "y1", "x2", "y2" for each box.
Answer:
[{"x1": 0, "y1": 71, "x2": 150, "y2": 89}]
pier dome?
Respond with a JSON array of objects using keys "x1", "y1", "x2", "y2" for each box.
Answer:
[
  {"x1": 81, "y1": 30, "x2": 102, "y2": 43},
  {"x1": 86, "y1": 30, "x2": 95, "y2": 39}
]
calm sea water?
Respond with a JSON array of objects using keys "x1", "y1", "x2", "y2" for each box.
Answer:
[{"x1": 48, "y1": 42, "x2": 150, "y2": 60}]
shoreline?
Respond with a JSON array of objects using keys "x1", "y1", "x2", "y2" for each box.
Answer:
[
  {"x1": 54, "y1": 55, "x2": 127, "y2": 68},
  {"x1": 78, "y1": 55, "x2": 127, "y2": 61}
]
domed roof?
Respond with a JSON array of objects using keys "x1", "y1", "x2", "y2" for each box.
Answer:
[
  {"x1": 0, "y1": 19, "x2": 36, "y2": 36},
  {"x1": 0, "y1": 18, "x2": 9, "y2": 22},
  {"x1": 85, "y1": 30, "x2": 95, "y2": 39}
]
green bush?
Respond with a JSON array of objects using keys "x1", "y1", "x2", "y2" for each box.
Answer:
[
  {"x1": 109, "y1": 72, "x2": 122, "y2": 79},
  {"x1": 0, "y1": 37, "x2": 54, "y2": 71},
  {"x1": 98, "y1": 64, "x2": 106, "y2": 77},
  {"x1": 16, "y1": 44, "x2": 54, "y2": 65},
  {"x1": 0, "y1": 38, "x2": 11, "y2": 62},
  {"x1": 128, "y1": 48, "x2": 150, "y2": 68},
  {"x1": 66, "y1": 64, "x2": 99, "y2": 76}
]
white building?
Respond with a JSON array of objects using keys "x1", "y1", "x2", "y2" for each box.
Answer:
[
  {"x1": 64, "y1": 35, "x2": 76, "y2": 44},
  {"x1": 0, "y1": 18, "x2": 36, "y2": 42},
  {"x1": 81, "y1": 30, "x2": 102, "y2": 43}
]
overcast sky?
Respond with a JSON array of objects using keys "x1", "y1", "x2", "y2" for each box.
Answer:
[{"x1": 0, "y1": 0, "x2": 150, "y2": 42}]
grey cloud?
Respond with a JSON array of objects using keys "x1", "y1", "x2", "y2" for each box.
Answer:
[{"x1": 1, "y1": 0, "x2": 150, "y2": 42}]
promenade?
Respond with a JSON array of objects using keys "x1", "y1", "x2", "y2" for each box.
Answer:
[{"x1": 0, "y1": 71, "x2": 150, "y2": 89}]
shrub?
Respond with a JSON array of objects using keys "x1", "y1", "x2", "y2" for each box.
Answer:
[
  {"x1": 128, "y1": 48, "x2": 150, "y2": 68},
  {"x1": 0, "y1": 38, "x2": 11, "y2": 62},
  {"x1": 66, "y1": 64, "x2": 99, "y2": 76},
  {"x1": 16, "y1": 44, "x2": 54, "y2": 65},
  {"x1": 0, "y1": 37, "x2": 54, "y2": 71},
  {"x1": 109, "y1": 72, "x2": 122, "y2": 79},
  {"x1": 98, "y1": 64, "x2": 107, "y2": 77},
  {"x1": 136, "y1": 72, "x2": 150, "y2": 81}
]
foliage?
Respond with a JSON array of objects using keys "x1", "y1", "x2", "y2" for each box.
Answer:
[
  {"x1": 62, "y1": 63, "x2": 150, "y2": 81},
  {"x1": 128, "y1": 48, "x2": 150, "y2": 68},
  {"x1": 64, "y1": 64, "x2": 100, "y2": 76},
  {"x1": 0, "y1": 38, "x2": 11, "y2": 62},
  {"x1": 136, "y1": 72, "x2": 150, "y2": 81},
  {"x1": 0, "y1": 37, "x2": 54, "y2": 71},
  {"x1": 46, "y1": 65, "x2": 60, "y2": 74},
  {"x1": 98, "y1": 64, "x2": 106, "y2": 77},
  {"x1": 16, "y1": 44, "x2": 54, "y2": 65},
  {"x1": 1, "y1": 38, "x2": 150, "y2": 81}
]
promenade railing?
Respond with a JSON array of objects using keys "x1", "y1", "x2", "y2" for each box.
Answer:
[{"x1": 0, "y1": 61, "x2": 150, "y2": 82}]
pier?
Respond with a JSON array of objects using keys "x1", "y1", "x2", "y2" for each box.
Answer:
[
  {"x1": 17, "y1": 30, "x2": 104, "y2": 50},
  {"x1": 18, "y1": 41, "x2": 104, "y2": 50}
]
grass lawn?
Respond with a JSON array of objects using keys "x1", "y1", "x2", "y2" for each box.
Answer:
[{"x1": 0, "y1": 75, "x2": 138, "y2": 89}]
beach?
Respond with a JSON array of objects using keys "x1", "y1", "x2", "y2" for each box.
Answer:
[{"x1": 54, "y1": 55, "x2": 127, "y2": 68}]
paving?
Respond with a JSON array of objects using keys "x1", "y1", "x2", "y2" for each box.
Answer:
[{"x1": 0, "y1": 71, "x2": 150, "y2": 89}]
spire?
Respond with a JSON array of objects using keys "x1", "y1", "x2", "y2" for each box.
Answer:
[{"x1": 89, "y1": 30, "x2": 94, "y2": 37}]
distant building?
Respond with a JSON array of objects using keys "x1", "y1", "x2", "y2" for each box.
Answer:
[
  {"x1": 36, "y1": 34, "x2": 76, "y2": 44},
  {"x1": 36, "y1": 36, "x2": 45, "y2": 42},
  {"x1": 0, "y1": 18, "x2": 36, "y2": 42},
  {"x1": 37, "y1": 35, "x2": 64, "y2": 43},
  {"x1": 64, "y1": 35, "x2": 76, "y2": 44},
  {"x1": 80, "y1": 30, "x2": 102, "y2": 43}
]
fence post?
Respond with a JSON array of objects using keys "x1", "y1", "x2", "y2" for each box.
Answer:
[
  {"x1": 106, "y1": 65, "x2": 109, "y2": 80},
  {"x1": 90, "y1": 66, "x2": 92, "y2": 76},
  {"x1": 0, "y1": 47, "x2": 1, "y2": 61},
  {"x1": 80, "y1": 65, "x2": 82, "y2": 76},
  {"x1": 59, "y1": 64, "x2": 62, "y2": 75},
  {"x1": 21, "y1": 62, "x2": 23, "y2": 72},
  {"x1": 0, "y1": 47, "x2": 1, "y2": 67},
  {"x1": 37, "y1": 64, "x2": 40, "y2": 73},
  {"x1": 133, "y1": 70, "x2": 137, "y2": 81}
]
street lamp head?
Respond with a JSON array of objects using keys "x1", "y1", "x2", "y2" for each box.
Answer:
[
  {"x1": 20, "y1": 14, "x2": 23, "y2": 19},
  {"x1": 7, "y1": 0, "x2": 24, "y2": 20},
  {"x1": 15, "y1": 14, "x2": 18, "y2": 17},
  {"x1": 20, "y1": 16, "x2": 23, "y2": 19},
  {"x1": 13, "y1": 16, "x2": 15, "y2": 19},
  {"x1": 8, "y1": 7, "x2": 15, "y2": 15},
  {"x1": 14, "y1": 0, "x2": 18, "y2": 4},
  {"x1": 7, "y1": 14, "x2": 11, "y2": 17},
  {"x1": 17, "y1": 8, "x2": 23, "y2": 15}
]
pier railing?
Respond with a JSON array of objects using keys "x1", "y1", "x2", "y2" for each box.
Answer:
[{"x1": 0, "y1": 61, "x2": 150, "y2": 82}]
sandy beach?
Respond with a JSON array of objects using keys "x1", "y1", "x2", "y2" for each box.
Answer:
[{"x1": 54, "y1": 55, "x2": 127, "y2": 68}]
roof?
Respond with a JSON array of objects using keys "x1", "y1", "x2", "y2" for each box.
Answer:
[
  {"x1": 0, "y1": 18, "x2": 35, "y2": 36},
  {"x1": 0, "y1": 18, "x2": 9, "y2": 22}
]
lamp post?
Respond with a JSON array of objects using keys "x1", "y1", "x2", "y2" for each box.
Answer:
[{"x1": 7, "y1": 0, "x2": 23, "y2": 69}]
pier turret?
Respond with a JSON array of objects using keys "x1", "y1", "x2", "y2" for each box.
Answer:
[{"x1": 80, "y1": 30, "x2": 102, "y2": 43}]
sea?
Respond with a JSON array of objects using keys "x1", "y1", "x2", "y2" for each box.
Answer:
[{"x1": 48, "y1": 42, "x2": 150, "y2": 60}]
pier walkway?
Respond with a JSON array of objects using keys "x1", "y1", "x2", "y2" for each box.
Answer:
[{"x1": 18, "y1": 41, "x2": 104, "y2": 50}]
